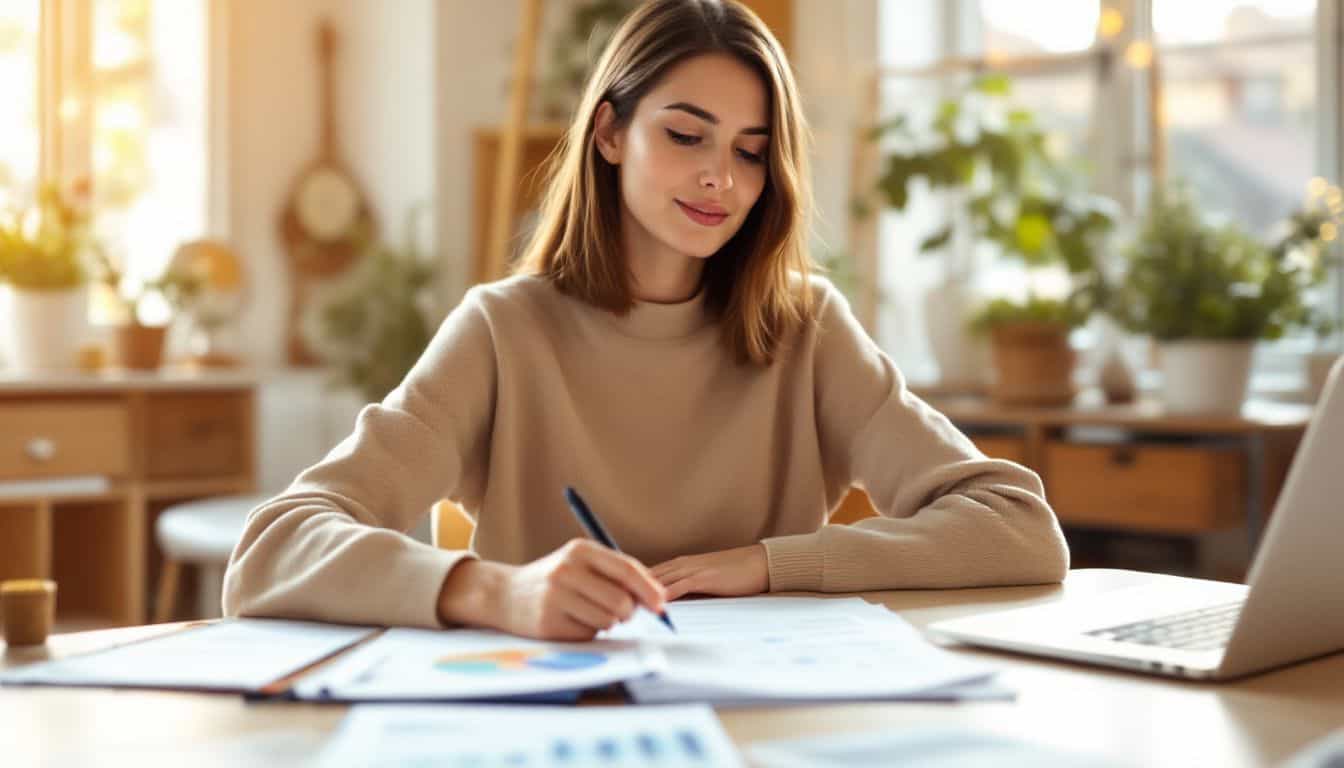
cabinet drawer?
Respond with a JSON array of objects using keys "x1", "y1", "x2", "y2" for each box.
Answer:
[
  {"x1": 0, "y1": 403, "x2": 130, "y2": 479},
  {"x1": 145, "y1": 393, "x2": 249, "y2": 479},
  {"x1": 1045, "y1": 442, "x2": 1243, "y2": 533}
]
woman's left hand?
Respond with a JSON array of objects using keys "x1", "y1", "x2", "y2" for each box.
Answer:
[{"x1": 651, "y1": 543, "x2": 769, "y2": 601}]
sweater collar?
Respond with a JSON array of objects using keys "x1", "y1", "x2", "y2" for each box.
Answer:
[{"x1": 606, "y1": 286, "x2": 711, "y2": 340}]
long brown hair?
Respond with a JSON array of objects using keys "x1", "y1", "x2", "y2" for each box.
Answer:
[{"x1": 513, "y1": 0, "x2": 814, "y2": 365}]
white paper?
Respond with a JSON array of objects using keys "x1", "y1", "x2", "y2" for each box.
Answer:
[
  {"x1": 0, "y1": 619, "x2": 375, "y2": 692},
  {"x1": 747, "y1": 727, "x2": 1120, "y2": 768},
  {"x1": 319, "y1": 703, "x2": 744, "y2": 768},
  {"x1": 292, "y1": 627, "x2": 665, "y2": 701},
  {"x1": 606, "y1": 596, "x2": 996, "y2": 704}
]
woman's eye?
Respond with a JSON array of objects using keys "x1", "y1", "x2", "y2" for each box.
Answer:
[
  {"x1": 666, "y1": 129, "x2": 700, "y2": 146},
  {"x1": 737, "y1": 148, "x2": 764, "y2": 164}
]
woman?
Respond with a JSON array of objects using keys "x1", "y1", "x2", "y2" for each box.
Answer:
[{"x1": 223, "y1": 0, "x2": 1068, "y2": 640}]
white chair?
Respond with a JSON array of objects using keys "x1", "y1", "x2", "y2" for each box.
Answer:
[{"x1": 153, "y1": 494, "x2": 266, "y2": 623}]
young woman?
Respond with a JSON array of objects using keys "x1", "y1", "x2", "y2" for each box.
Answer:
[{"x1": 224, "y1": 0, "x2": 1068, "y2": 640}]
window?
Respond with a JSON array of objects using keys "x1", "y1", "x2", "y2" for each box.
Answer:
[
  {"x1": 1154, "y1": 0, "x2": 1317, "y2": 237},
  {"x1": 3, "y1": 0, "x2": 209, "y2": 320},
  {"x1": 873, "y1": 0, "x2": 1340, "y2": 388},
  {"x1": 0, "y1": 2, "x2": 40, "y2": 206}
]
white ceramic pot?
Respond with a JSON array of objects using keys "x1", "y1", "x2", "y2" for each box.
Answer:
[
  {"x1": 2, "y1": 285, "x2": 88, "y2": 372},
  {"x1": 1158, "y1": 340, "x2": 1254, "y2": 413}
]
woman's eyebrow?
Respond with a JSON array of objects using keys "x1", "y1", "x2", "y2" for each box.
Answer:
[{"x1": 662, "y1": 101, "x2": 769, "y2": 135}]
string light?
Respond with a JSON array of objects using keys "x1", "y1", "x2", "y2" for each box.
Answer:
[
  {"x1": 1123, "y1": 41, "x2": 1153, "y2": 69},
  {"x1": 1098, "y1": 8, "x2": 1125, "y2": 40}
]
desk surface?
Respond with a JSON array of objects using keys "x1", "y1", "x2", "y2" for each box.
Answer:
[{"x1": 3, "y1": 569, "x2": 1341, "y2": 767}]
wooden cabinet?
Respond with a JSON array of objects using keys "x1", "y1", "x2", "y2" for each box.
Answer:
[
  {"x1": 915, "y1": 391, "x2": 1309, "y2": 551},
  {"x1": 0, "y1": 372, "x2": 256, "y2": 628},
  {"x1": 1044, "y1": 440, "x2": 1244, "y2": 533},
  {"x1": 829, "y1": 391, "x2": 1310, "y2": 570}
]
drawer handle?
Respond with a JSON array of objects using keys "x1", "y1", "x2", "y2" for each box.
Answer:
[
  {"x1": 26, "y1": 437, "x2": 57, "y2": 462},
  {"x1": 1110, "y1": 448, "x2": 1136, "y2": 467}
]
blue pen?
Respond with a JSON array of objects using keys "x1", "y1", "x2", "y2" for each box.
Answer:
[{"x1": 563, "y1": 486, "x2": 677, "y2": 633}]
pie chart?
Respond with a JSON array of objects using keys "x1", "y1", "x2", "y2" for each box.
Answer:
[{"x1": 434, "y1": 648, "x2": 608, "y2": 675}]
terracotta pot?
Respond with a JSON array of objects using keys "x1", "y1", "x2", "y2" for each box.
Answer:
[
  {"x1": 989, "y1": 322, "x2": 1076, "y2": 406},
  {"x1": 111, "y1": 323, "x2": 167, "y2": 370}
]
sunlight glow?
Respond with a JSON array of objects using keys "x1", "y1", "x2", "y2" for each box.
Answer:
[
  {"x1": 1154, "y1": 0, "x2": 1315, "y2": 45},
  {"x1": 981, "y1": 1, "x2": 1101, "y2": 53}
]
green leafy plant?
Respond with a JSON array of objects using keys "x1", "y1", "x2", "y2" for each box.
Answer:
[
  {"x1": 0, "y1": 181, "x2": 96, "y2": 291},
  {"x1": 854, "y1": 75, "x2": 1117, "y2": 332},
  {"x1": 302, "y1": 210, "x2": 439, "y2": 403},
  {"x1": 1111, "y1": 182, "x2": 1340, "y2": 341}
]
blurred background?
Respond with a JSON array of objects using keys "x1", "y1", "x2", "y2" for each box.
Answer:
[{"x1": 0, "y1": 0, "x2": 1341, "y2": 628}]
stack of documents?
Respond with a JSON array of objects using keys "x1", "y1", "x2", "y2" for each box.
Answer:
[
  {"x1": 1, "y1": 596, "x2": 1005, "y2": 705},
  {"x1": 291, "y1": 628, "x2": 663, "y2": 702},
  {"x1": 0, "y1": 620, "x2": 374, "y2": 693},
  {"x1": 606, "y1": 596, "x2": 1000, "y2": 705},
  {"x1": 319, "y1": 704, "x2": 743, "y2": 767}
]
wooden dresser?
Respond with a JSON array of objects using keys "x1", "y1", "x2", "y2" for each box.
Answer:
[
  {"x1": 0, "y1": 371, "x2": 256, "y2": 627},
  {"x1": 832, "y1": 387, "x2": 1313, "y2": 579}
]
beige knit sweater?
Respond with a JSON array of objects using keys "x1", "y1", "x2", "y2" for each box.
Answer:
[{"x1": 223, "y1": 275, "x2": 1069, "y2": 628}]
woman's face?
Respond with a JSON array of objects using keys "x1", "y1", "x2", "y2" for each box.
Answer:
[{"x1": 595, "y1": 52, "x2": 771, "y2": 263}]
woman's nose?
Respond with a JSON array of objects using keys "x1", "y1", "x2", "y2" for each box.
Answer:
[{"x1": 699, "y1": 151, "x2": 735, "y2": 191}]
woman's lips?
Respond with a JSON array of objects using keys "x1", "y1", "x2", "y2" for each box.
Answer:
[{"x1": 677, "y1": 200, "x2": 729, "y2": 227}]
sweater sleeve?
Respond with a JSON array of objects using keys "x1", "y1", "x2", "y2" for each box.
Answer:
[
  {"x1": 761, "y1": 282, "x2": 1070, "y2": 593},
  {"x1": 222, "y1": 288, "x2": 497, "y2": 628}
]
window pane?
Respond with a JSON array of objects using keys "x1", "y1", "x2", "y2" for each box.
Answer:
[
  {"x1": 92, "y1": 0, "x2": 207, "y2": 292},
  {"x1": 0, "y1": 1, "x2": 39, "y2": 204},
  {"x1": 1160, "y1": 40, "x2": 1315, "y2": 237},
  {"x1": 979, "y1": 0, "x2": 1101, "y2": 56},
  {"x1": 1154, "y1": 0, "x2": 1314, "y2": 46}
]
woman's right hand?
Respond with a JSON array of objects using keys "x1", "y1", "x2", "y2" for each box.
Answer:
[{"x1": 436, "y1": 539, "x2": 668, "y2": 640}]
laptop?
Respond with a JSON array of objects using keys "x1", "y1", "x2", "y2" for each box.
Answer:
[{"x1": 928, "y1": 357, "x2": 1344, "y2": 681}]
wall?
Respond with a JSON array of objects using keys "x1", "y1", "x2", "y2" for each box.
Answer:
[{"x1": 227, "y1": 0, "x2": 438, "y2": 368}]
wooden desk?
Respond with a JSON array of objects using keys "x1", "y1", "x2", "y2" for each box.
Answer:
[
  {"x1": 3, "y1": 569, "x2": 1341, "y2": 766},
  {"x1": 0, "y1": 370, "x2": 257, "y2": 627}
]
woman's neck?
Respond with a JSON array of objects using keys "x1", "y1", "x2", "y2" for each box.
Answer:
[{"x1": 622, "y1": 210, "x2": 705, "y2": 304}]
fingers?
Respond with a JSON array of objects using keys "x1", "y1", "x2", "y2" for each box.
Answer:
[
  {"x1": 553, "y1": 561, "x2": 637, "y2": 624},
  {"x1": 558, "y1": 588, "x2": 622, "y2": 633},
  {"x1": 572, "y1": 541, "x2": 667, "y2": 614},
  {"x1": 542, "y1": 612, "x2": 599, "y2": 642},
  {"x1": 650, "y1": 558, "x2": 685, "y2": 583}
]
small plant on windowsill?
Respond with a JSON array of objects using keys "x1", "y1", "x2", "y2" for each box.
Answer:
[
  {"x1": 91, "y1": 247, "x2": 203, "y2": 370},
  {"x1": 853, "y1": 74, "x2": 1119, "y2": 405},
  {"x1": 1110, "y1": 181, "x2": 1341, "y2": 412}
]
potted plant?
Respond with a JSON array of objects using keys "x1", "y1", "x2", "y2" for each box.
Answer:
[
  {"x1": 92, "y1": 249, "x2": 203, "y2": 370},
  {"x1": 0, "y1": 182, "x2": 96, "y2": 371},
  {"x1": 1112, "y1": 183, "x2": 1338, "y2": 412},
  {"x1": 856, "y1": 75, "x2": 1117, "y2": 404}
]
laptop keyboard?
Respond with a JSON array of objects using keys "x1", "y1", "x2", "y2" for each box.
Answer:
[{"x1": 1085, "y1": 601, "x2": 1243, "y2": 651}]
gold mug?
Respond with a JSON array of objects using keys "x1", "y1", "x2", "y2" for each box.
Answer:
[{"x1": 1, "y1": 579, "x2": 57, "y2": 646}]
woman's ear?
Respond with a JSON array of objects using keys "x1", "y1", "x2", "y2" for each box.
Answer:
[{"x1": 593, "y1": 101, "x2": 624, "y2": 165}]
